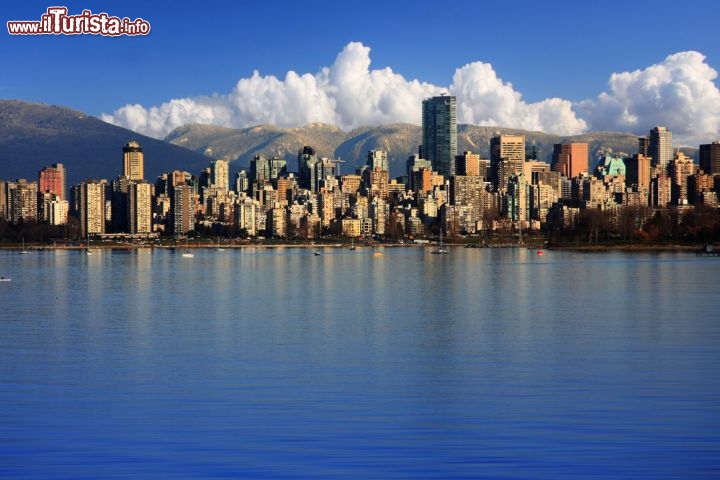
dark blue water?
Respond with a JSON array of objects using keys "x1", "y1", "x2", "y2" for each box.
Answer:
[{"x1": 1, "y1": 247, "x2": 719, "y2": 479}]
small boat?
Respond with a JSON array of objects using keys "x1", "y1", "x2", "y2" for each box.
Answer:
[
  {"x1": 0, "y1": 277, "x2": 11, "y2": 282},
  {"x1": 314, "y1": 251, "x2": 321, "y2": 256},
  {"x1": 19, "y1": 238, "x2": 30, "y2": 255},
  {"x1": 182, "y1": 238, "x2": 194, "y2": 258},
  {"x1": 536, "y1": 249, "x2": 544, "y2": 256},
  {"x1": 431, "y1": 231, "x2": 448, "y2": 255}
]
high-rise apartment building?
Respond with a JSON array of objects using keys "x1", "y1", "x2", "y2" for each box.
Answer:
[
  {"x1": 123, "y1": 140, "x2": 144, "y2": 181},
  {"x1": 171, "y1": 184, "x2": 192, "y2": 236},
  {"x1": 7, "y1": 179, "x2": 38, "y2": 224},
  {"x1": 490, "y1": 134, "x2": 525, "y2": 190},
  {"x1": 212, "y1": 159, "x2": 229, "y2": 192},
  {"x1": 38, "y1": 163, "x2": 66, "y2": 200},
  {"x1": 367, "y1": 150, "x2": 389, "y2": 172},
  {"x1": 421, "y1": 95, "x2": 457, "y2": 178},
  {"x1": 552, "y1": 142, "x2": 588, "y2": 179},
  {"x1": 699, "y1": 141, "x2": 720, "y2": 175},
  {"x1": 455, "y1": 151, "x2": 481, "y2": 177},
  {"x1": 128, "y1": 181, "x2": 152, "y2": 234},
  {"x1": 80, "y1": 181, "x2": 106, "y2": 236}
]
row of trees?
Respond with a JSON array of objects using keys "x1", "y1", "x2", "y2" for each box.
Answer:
[
  {"x1": 549, "y1": 205, "x2": 720, "y2": 245},
  {"x1": 3, "y1": 205, "x2": 720, "y2": 245}
]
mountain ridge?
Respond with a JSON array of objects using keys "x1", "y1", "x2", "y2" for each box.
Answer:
[
  {"x1": 0, "y1": 100, "x2": 212, "y2": 184},
  {"x1": 164, "y1": 121, "x2": 664, "y2": 177},
  {"x1": 0, "y1": 100, "x2": 698, "y2": 182}
]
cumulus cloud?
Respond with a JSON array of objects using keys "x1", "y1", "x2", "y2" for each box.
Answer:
[
  {"x1": 101, "y1": 42, "x2": 720, "y2": 145},
  {"x1": 450, "y1": 62, "x2": 587, "y2": 135},
  {"x1": 579, "y1": 51, "x2": 720, "y2": 145}
]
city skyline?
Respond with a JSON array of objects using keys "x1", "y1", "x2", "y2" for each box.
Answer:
[{"x1": 2, "y1": 1, "x2": 720, "y2": 145}]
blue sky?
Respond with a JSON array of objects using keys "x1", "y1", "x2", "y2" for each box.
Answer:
[{"x1": 3, "y1": 0, "x2": 720, "y2": 144}]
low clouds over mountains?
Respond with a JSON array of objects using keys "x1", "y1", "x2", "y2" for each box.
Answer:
[{"x1": 101, "y1": 42, "x2": 720, "y2": 145}]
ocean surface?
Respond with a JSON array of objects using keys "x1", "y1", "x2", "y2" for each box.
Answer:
[{"x1": 1, "y1": 246, "x2": 719, "y2": 479}]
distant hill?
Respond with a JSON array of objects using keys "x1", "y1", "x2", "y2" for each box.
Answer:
[
  {"x1": 0, "y1": 100, "x2": 212, "y2": 184},
  {"x1": 166, "y1": 122, "x2": 693, "y2": 178}
]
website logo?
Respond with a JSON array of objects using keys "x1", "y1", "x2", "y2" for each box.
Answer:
[{"x1": 7, "y1": 7, "x2": 151, "y2": 36}]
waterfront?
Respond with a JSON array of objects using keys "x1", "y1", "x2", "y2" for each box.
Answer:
[{"x1": 1, "y1": 248, "x2": 719, "y2": 479}]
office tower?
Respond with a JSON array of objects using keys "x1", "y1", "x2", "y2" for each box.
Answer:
[
  {"x1": 490, "y1": 134, "x2": 525, "y2": 190},
  {"x1": 552, "y1": 142, "x2": 589, "y2": 179},
  {"x1": 269, "y1": 157, "x2": 287, "y2": 180},
  {"x1": 38, "y1": 163, "x2": 65, "y2": 200},
  {"x1": 110, "y1": 176, "x2": 131, "y2": 233},
  {"x1": 625, "y1": 154, "x2": 651, "y2": 190},
  {"x1": 171, "y1": 184, "x2": 192, "y2": 236},
  {"x1": 7, "y1": 179, "x2": 38, "y2": 224},
  {"x1": 421, "y1": 95, "x2": 457, "y2": 178},
  {"x1": 122, "y1": 140, "x2": 144, "y2": 181},
  {"x1": 647, "y1": 126, "x2": 673, "y2": 171},
  {"x1": 128, "y1": 181, "x2": 152, "y2": 234},
  {"x1": 699, "y1": 141, "x2": 720, "y2": 175},
  {"x1": 455, "y1": 151, "x2": 481, "y2": 176},
  {"x1": 212, "y1": 159, "x2": 229, "y2": 192},
  {"x1": 80, "y1": 181, "x2": 106, "y2": 236},
  {"x1": 250, "y1": 155, "x2": 270, "y2": 182},
  {"x1": 368, "y1": 150, "x2": 389, "y2": 172},
  {"x1": 298, "y1": 146, "x2": 318, "y2": 191}
]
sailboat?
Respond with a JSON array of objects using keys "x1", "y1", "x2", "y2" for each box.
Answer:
[
  {"x1": 349, "y1": 238, "x2": 356, "y2": 251},
  {"x1": 431, "y1": 230, "x2": 448, "y2": 254},
  {"x1": 85, "y1": 231, "x2": 93, "y2": 255},
  {"x1": 182, "y1": 238, "x2": 194, "y2": 258},
  {"x1": 215, "y1": 237, "x2": 225, "y2": 251},
  {"x1": 19, "y1": 238, "x2": 30, "y2": 255}
]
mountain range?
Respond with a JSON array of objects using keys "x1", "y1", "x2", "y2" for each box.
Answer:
[
  {"x1": 0, "y1": 100, "x2": 698, "y2": 182},
  {"x1": 164, "y1": 122, "x2": 658, "y2": 178},
  {"x1": 0, "y1": 100, "x2": 211, "y2": 184}
]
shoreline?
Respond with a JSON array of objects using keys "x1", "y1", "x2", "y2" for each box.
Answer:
[{"x1": 2, "y1": 242, "x2": 713, "y2": 253}]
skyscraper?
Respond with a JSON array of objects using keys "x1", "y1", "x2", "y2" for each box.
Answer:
[
  {"x1": 212, "y1": 159, "x2": 229, "y2": 192},
  {"x1": 298, "y1": 146, "x2": 318, "y2": 191},
  {"x1": 552, "y1": 143, "x2": 588, "y2": 179},
  {"x1": 421, "y1": 95, "x2": 457, "y2": 178},
  {"x1": 647, "y1": 126, "x2": 673, "y2": 171},
  {"x1": 367, "y1": 150, "x2": 389, "y2": 172},
  {"x1": 128, "y1": 181, "x2": 152, "y2": 234},
  {"x1": 699, "y1": 141, "x2": 720, "y2": 175},
  {"x1": 455, "y1": 151, "x2": 481, "y2": 177},
  {"x1": 80, "y1": 181, "x2": 106, "y2": 236},
  {"x1": 123, "y1": 140, "x2": 144, "y2": 181},
  {"x1": 490, "y1": 134, "x2": 525, "y2": 190},
  {"x1": 7, "y1": 179, "x2": 38, "y2": 224},
  {"x1": 38, "y1": 163, "x2": 65, "y2": 200}
]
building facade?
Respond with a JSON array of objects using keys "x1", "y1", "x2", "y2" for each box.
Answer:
[{"x1": 421, "y1": 95, "x2": 457, "y2": 178}]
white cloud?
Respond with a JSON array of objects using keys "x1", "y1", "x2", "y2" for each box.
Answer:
[
  {"x1": 450, "y1": 62, "x2": 587, "y2": 135},
  {"x1": 578, "y1": 51, "x2": 720, "y2": 145},
  {"x1": 101, "y1": 43, "x2": 720, "y2": 145}
]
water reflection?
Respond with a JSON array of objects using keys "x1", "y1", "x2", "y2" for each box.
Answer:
[{"x1": 0, "y1": 248, "x2": 718, "y2": 478}]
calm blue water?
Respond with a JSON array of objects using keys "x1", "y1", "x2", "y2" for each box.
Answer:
[{"x1": 1, "y1": 247, "x2": 719, "y2": 479}]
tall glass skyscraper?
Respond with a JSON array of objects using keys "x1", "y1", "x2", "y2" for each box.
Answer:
[{"x1": 421, "y1": 95, "x2": 457, "y2": 178}]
